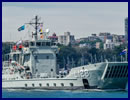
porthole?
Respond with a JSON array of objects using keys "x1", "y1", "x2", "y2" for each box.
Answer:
[
  {"x1": 46, "y1": 83, "x2": 49, "y2": 87},
  {"x1": 25, "y1": 84, "x2": 27, "y2": 87},
  {"x1": 61, "y1": 83, "x2": 64, "y2": 87},
  {"x1": 32, "y1": 84, "x2": 35, "y2": 87},
  {"x1": 53, "y1": 83, "x2": 56, "y2": 87},
  {"x1": 39, "y1": 83, "x2": 42, "y2": 87},
  {"x1": 70, "y1": 83, "x2": 74, "y2": 87}
]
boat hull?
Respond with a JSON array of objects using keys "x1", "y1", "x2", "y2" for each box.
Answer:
[{"x1": 2, "y1": 78, "x2": 84, "y2": 90}]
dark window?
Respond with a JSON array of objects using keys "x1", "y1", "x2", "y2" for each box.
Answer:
[
  {"x1": 30, "y1": 42, "x2": 35, "y2": 46},
  {"x1": 42, "y1": 42, "x2": 46, "y2": 46},
  {"x1": 46, "y1": 42, "x2": 51, "y2": 46},
  {"x1": 51, "y1": 69, "x2": 53, "y2": 72},
  {"x1": 39, "y1": 83, "x2": 42, "y2": 87},
  {"x1": 46, "y1": 83, "x2": 49, "y2": 87},
  {"x1": 46, "y1": 56, "x2": 49, "y2": 59},
  {"x1": 32, "y1": 84, "x2": 35, "y2": 87},
  {"x1": 36, "y1": 42, "x2": 41, "y2": 46},
  {"x1": 70, "y1": 83, "x2": 74, "y2": 87},
  {"x1": 25, "y1": 84, "x2": 27, "y2": 87},
  {"x1": 61, "y1": 83, "x2": 64, "y2": 87},
  {"x1": 53, "y1": 83, "x2": 56, "y2": 87}
]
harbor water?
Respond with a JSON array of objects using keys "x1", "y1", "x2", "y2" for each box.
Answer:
[{"x1": 2, "y1": 88, "x2": 128, "y2": 98}]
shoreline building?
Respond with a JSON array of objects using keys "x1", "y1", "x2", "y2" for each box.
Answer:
[{"x1": 58, "y1": 32, "x2": 75, "y2": 46}]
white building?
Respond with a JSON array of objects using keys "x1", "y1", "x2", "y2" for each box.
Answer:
[
  {"x1": 58, "y1": 32, "x2": 75, "y2": 46},
  {"x1": 104, "y1": 39, "x2": 114, "y2": 50}
]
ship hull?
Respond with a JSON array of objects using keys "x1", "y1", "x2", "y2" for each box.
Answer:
[
  {"x1": 2, "y1": 62, "x2": 128, "y2": 90},
  {"x1": 2, "y1": 78, "x2": 84, "y2": 90},
  {"x1": 68, "y1": 62, "x2": 128, "y2": 90}
]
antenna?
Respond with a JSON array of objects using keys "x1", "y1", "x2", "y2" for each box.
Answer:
[
  {"x1": 90, "y1": 54, "x2": 93, "y2": 64},
  {"x1": 25, "y1": 15, "x2": 43, "y2": 41}
]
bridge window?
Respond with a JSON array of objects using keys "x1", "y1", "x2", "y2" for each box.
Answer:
[
  {"x1": 36, "y1": 42, "x2": 41, "y2": 46},
  {"x1": 46, "y1": 42, "x2": 51, "y2": 46},
  {"x1": 46, "y1": 56, "x2": 49, "y2": 59},
  {"x1": 42, "y1": 42, "x2": 46, "y2": 46},
  {"x1": 30, "y1": 42, "x2": 35, "y2": 46}
]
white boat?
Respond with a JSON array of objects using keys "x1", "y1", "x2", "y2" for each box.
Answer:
[{"x1": 2, "y1": 16, "x2": 128, "y2": 90}]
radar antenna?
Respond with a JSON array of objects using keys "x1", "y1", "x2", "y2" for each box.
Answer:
[{"x1": 25, "y1": 15, "x2": 43, "y2": 41}]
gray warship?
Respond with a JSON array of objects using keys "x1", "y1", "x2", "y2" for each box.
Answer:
[{"x1": 2, "y1": 16, "x2": 128, "y2": 90}]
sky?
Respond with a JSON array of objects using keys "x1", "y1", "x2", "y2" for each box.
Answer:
[{"x1": 2, "y1": 2, "x2": 128, "y2": 42}]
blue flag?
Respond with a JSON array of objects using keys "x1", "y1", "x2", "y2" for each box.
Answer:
[
  {"x1": 18, "y1": 25, "x2": 25, "y2": 31},
  {"x1": 120, "y1": 49, "x2": 127, "y2": 55}
]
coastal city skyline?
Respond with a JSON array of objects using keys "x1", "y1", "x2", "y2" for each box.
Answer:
[{"x1": 2, "y1": 2, "x2": 128, "y2": 42}]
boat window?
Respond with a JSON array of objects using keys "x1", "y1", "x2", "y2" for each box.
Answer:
[
  {"x1": 46, "y1": 56, "x2": 49, "y2": 59},
  {"x1": 32, "y1": 84, "x2": 35, "y2": 87},
  {"x1": 13, "y1": 54, "x2": 19, "y2": 62},
  {"x1": 61, "y1": 83, "x2": 64, "y2": 87},
  {"x1": 24, "y1": 54, "x2": 30, "y2": 62},
  {"x1": 39, "y1": 83, "x2": 42, "y2": 87},
  {"x1": 42, "y1": 42, "x2": 46, "y2": 46},
  {"x1": 36, "y1": 42, "x2": 41, "y2": 46},
  {"x1": 52, "y1": 42, "x2": 56, "y2": 46},
  {"x1": 53, "y1": 83, "x2": 56, "y2": 87},
  {"x1": 46, "y1": 42, "x2": 51, "y2": 46},
  {"x1": 25, "y1": 84, "x2": 27, "y2": 87},
  {"x1": 30, "y1": 42, "x2": 35, "y2": 46},
  {"x1": 4, "y1": 55, "x2": 9, "y2": 61},
  {"x1": 70, "y1": 83, "x2": 74, "y2": 87},
  {"x1": 46, "y1": 83, "x2": 49, "y2": 87}
]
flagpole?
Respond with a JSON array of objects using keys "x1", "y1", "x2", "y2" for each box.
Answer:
[{"x1": 126, "y1": 48, "x2": 127, "y2": 62}]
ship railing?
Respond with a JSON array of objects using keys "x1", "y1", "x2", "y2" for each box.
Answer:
[{"x1": 3, "y1": 61, "x2": 11, "y2": 68}]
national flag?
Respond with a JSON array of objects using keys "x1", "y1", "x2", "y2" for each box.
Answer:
[
  {"x1": 18, "y1": 25, "x2": 25, "y2": 31},
  {"x1": 120, "y1": 49, "x2": 127, "y2": 55}
]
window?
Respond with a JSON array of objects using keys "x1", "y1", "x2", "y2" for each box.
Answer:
[
  {"x1": 42, "y1": 42, "x2": 46, "y2": 46},
  {"x1": 32, "y1": 84, "x2": 35, "y2": 87},
  {"x1": 70, "y1": 83, "x2": 74, "y2": 87},
  {"x1": 51, "y1": 69, "x2": 53, "y2": 72},
  {"x1": 36, "y1": 42, "x2": 41, "y2": 46},
  {"x1": 46, "y1": 42, "x2": 51, "y2": 46},
  {"x1": 39, "y1": 83, "x2": 42, "y2": 87},
  {"x1": 46, "y1": 56, "x2": 49, "y2": 59},
  {"x1": 61, "y1": 83, "x2": 64, "y2": 87},
  {"x1": 46, "y1": 83, "x2": 49, "y2": 87},
  {"x1": 53, "y1": 83, "x2": 56, "y2": 87},
  {"x1": 30, "y1": 42, "x2": 35, "y2": 46},
  {"x1": 25, "y1": 84, "x2": 27, "y2": 87}
]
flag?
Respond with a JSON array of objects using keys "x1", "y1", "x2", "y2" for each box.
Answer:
[
  {"x1": 18, "y1": 25, "x2": 25, "y2": 31},
  {"x1": 16, "y1": 40, "x2": 22, "y2": 46},
  {"x1": 120, "y1": 49, "x2": 127, "y2": 55},
  {"x1": 39, "y1": 29, "x2": 42, "y2": 32}
]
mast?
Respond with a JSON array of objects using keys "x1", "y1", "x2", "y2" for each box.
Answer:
[{"x1": 25, "y1": 15, "x2": 43, "y2": 41}]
